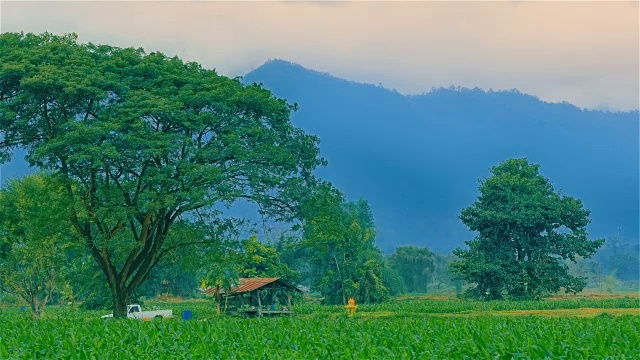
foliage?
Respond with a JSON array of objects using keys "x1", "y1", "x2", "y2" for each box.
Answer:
[
  {"x1": 200, "y1": 249, "x2": 239, "y2": 315},
  {"x1": 0, "y1": 32, "x2": 325, "y2": 317},
  {"x1": 430, "y1": 253, "x2": 464, "y2": 294},
  {"x1": 274, "y1": 232, "x2": 311, "y2": 284},
  {"x1": 137, "y1": 244, "x2": 200, "y2": 299},
  {"x1": 0, "y1": 174, "x2": 71, "y2": 318},
  {"x1": 564, "y1": 255, "x2": 602, "y2": 290},
  {"x1": 388, "y1": 246, "x2": 435, "y2": 293},
  {"x1": 601, "y1": 272, "x2": 619, "y2": 294},
  {"x1": 64, "y1": 252, "x2": 111, "y2": 310},
  {"x1": 594, "y1": 237, "x2": 640, "y2": 282},
  {"x1": 237, "y1": 235, "x2": 299, "y2": 284},
  {"x1": 380, "y1": 266, "x2": 405, "y2": 296},
  {"x1": 300, "y1": 187, "x2": 389, "y2": 304},
  {"x1": 452, "y1": 158, "x2": 605, "y2": 300}
]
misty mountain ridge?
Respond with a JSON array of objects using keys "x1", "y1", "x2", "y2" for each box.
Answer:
[
  {"x1": 2, "y1": 58, "x2": 638, "y2": 253},
  {"x1": 242, "y1": 59, "x2": 639, "y2": 253},
  {"x1": 252, "y1": 59, "x2": 632, "y2": 113}
]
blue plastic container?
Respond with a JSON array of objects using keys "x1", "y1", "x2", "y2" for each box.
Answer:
[
  {"x1": 20, "y1": 306, "x2": 26, "y2": 313},
  {"x1": 182, "y1": 310, "x2": 193, "y2": 320}
]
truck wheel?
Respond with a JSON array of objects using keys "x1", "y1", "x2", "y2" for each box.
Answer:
[{"x1": 154, "y1": 315, "x2": 163, "y2": 320}]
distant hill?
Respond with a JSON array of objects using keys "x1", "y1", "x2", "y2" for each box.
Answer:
[
  {"x1": 2, "y1": 59, "x2": 638, "y2": 253},
  {"x1": 243, "y1": 59, "x2": 639, "y2": 253}
]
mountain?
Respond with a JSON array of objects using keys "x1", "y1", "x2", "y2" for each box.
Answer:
[
  {"x1": 243, "y1": 59, "x2": 639, "y2": 253},
  {"x1": 2, "y1": 59, "x2": 638, "y2": 253}
]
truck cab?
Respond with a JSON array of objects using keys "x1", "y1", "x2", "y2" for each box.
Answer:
[{"x1": 127, "y1": 304, "x2": 142, "y2": 319}]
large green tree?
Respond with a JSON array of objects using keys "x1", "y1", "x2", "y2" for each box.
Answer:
[
  {"x1": 0, "y1": 33, "x2": 324, "y2": 317},
  {"x1": 388, "y1": 246, "x2": 435, "y2": 293},
  {"x1": 452, "y1": 158, "x2": 604, "y2": 300},
  {"x1": 0, "y1": 174, "x2": 71, "y2": 318}
]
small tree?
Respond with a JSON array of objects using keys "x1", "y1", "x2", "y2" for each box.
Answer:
[
  {"x1": 452, "y1": 158, "x2": 604, "y2": 300},
  {"x1": 388, "y1": 246, "x2": 435, "y2": 293},
  {"x1": 203, "y1": 261, "x2": 239, "y2": 315},
  {"x1": 0, "y1": 174, "x2": 71, "y2": 318},
  {"x1": 301, "y1": 187, "x2": 388, "y2": 305}
]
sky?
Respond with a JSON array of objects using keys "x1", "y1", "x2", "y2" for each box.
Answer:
[{"x1": 1, "y1": 0, "x2": 638, "y2": 111}]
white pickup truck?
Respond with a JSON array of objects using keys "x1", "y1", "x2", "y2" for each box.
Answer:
[{"x1": 101, "y1": 304, "x2": 173, "y2": 320}]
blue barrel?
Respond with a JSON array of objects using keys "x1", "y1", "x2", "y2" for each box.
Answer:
[
  {"x1": 20, "y1": 306, "x2": 26, "y2": 313},
  {"x1": 182, "y1": 310, "x2": 192, "y2": 320}
]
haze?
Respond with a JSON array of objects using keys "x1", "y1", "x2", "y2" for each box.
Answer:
[{"x1": 1, "y1": 0, "x2": 638, "y2": 111}]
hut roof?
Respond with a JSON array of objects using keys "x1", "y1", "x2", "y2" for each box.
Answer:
[{"x1": 202, "y1": 277, "x2": 301, "y2": 296}]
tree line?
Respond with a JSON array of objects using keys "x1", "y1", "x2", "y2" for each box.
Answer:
[{"x1": 0, "y1": 172, "x2": 462, "y2": 315}]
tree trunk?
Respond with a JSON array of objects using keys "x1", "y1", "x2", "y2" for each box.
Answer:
[
  {"x1": 334, "y1": 255, "x2": 346, "y2": 305},
  {"x1": 30, "y1": 297, "x2": 42, "y2": 320},
  {"x1": 26, "y1": 285, "x2": 52, "y2": 320},
  {"x1": 215, "y1": 291, "x2": 222, "y2": 315},
  {"x1": 75, "y1": 203, "x2": 173, "y2": 318},
  {"x1": 112, "y1": 289, "x2": 131, "y2": 318},
  {"x1": 91, "y1": 237, "x2": 162, "y2": 318},
  {"x1": 223, "y1": 292, "x2": 229, "y2": 313}
]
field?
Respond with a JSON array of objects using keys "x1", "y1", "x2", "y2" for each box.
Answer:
[{"x1": 1, "y1": 295, "x2": 638, "y2": 359}]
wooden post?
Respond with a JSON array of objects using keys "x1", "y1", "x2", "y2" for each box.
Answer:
[
  {"x1": 271, "y1": 286, "x2": 276, "y2": 308},
  {"x1": 256, "y1": 290, "x2": 262, "y2": 317},
  {"x1": 287, "y1": 293, "x2": 292, "y2": 309}
]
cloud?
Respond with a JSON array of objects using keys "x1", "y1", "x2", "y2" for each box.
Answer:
[{"x1": 1, "y1": 1, "x2": 638, "y2": 110}]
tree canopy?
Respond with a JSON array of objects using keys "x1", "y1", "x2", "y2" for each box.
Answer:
[
  {"x1": 452, "y1": 158, "x2": 604, "y2": 300},
  {"x1": 0, "y1": 32, "x2": 325, "y2": 317},
  {"x1": 237, "y1": 235, "x2": 299, "y2": 284}
]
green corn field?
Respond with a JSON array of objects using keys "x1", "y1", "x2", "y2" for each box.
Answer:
[{"x1": 1, "y1": 298, "x2": 638, "y2": 359}]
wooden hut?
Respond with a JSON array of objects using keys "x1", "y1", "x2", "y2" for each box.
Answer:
[{"x1": 203, "y1": 277, "x2": 301, "y2": 317}]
